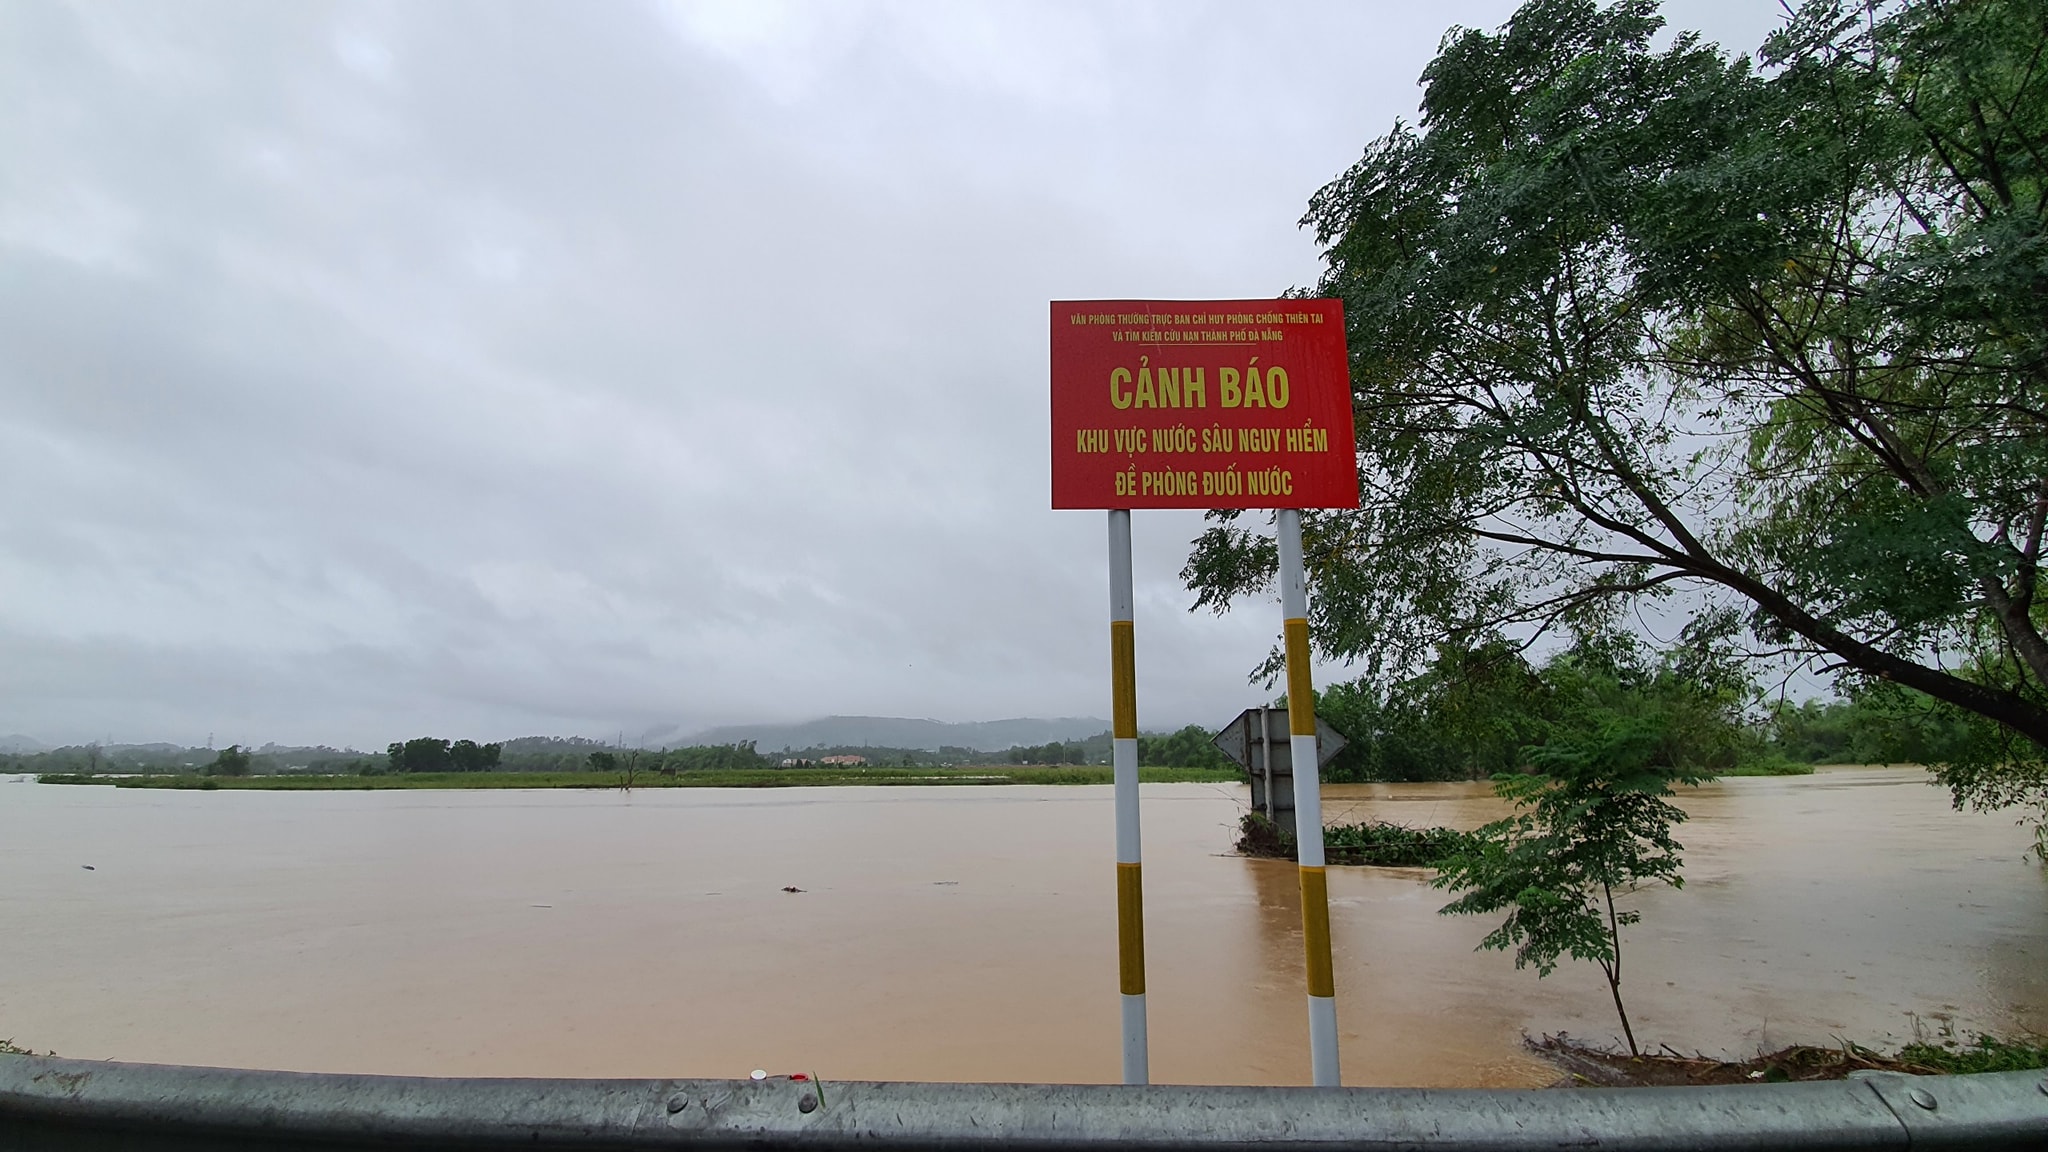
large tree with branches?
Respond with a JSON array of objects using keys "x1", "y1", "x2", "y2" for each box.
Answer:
[{"x1": 1183, "y1": 0, "x2": 2048, "y2": 824}]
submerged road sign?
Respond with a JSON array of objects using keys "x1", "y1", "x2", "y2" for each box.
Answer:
[
  {"x1": 1212, "y1": 707, "x2": 1347, "y2": 843},
  {"x1": 1050, "y1": 300, "x2": 1359, "y2": 510}
]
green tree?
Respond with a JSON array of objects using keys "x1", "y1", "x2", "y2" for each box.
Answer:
[
  {"x1": 1005, "y1": 742, "x2": 1085, "y2": 765},
  {"x1": 662, "y1": 740, "x2": 765, "y2": 773},
  {"x1": 1315, "y1": 630, "x2": 1758, "y2": 781},
  {"x1": 1763, "y1": 696, "x2": 1906, "y2": 764},
  {"x1": 1137, "y1": 725, "x2": 1231, "y2": 769},
  {"x1": 387, "y1": 737, "x2": 452, "y2": 774},
  {"x1": 586, "y1": 750, "x2": 617, "y2": 773},
  {"x1": 1331, "y1": 641, "x2": 1554, "y2": 781},
  {"x1": 1433, "y1": 712, "x2": 1711, "y2": 1056},
  {"x1": 206, "y1": 744, "x2": 251, "y2": 777},
  {"x1": 1183, "y1": 0, "x2": 2048, "y2": 833},
  {"x1": 448, "y1": 739, "x2": 501, "y2": 773}
]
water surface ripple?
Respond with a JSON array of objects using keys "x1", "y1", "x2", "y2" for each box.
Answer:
[{"x1": 2, "y1": 767, "x2": 2041, "y2": 1086}]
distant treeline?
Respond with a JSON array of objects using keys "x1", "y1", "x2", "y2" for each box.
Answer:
[
  {"x1": 771, "y1": 727, "x2": 1229, "y2": 770},
  {"x1": 1306, "y1": 632, "x2": 1956, "y2": 783},
  {"x1": 370, "y1": 737, "x2": 772, "y2": 775},
  {"x1": 7, "y1": 726, "x2": 1238, "y2": 778},
  {"x1": 1, "y1": 742, "x2": 376, "y2": 776},
  {"x1": 2, "y1": 643, "x2": 1949, "y2": 787}
]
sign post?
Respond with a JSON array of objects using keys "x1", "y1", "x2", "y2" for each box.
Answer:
[
  {"x1": 1107, "y1": 509, "x2": 1146, "y2": 1084},
  {"x1": 1278, "y1": 507, "x2": 1338, "y2": 1086},
  {"x1": 1052, "y1": 300, "x2": 1358, "y2": 1087}
]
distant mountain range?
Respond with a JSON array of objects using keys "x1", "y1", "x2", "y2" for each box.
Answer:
[
  {"x1": 1, "y1": 719, "x2": 1126, "y2": 758},
  {"x1": 669, "y1": 715, "x2": 1112, "y2": 753}
]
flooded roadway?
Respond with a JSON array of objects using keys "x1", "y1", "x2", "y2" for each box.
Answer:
[{"x1": 1, "y1": 767, "x2": 2041, "y2": 1086}]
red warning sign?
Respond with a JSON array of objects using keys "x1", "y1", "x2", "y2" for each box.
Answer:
[{"x1": 1051, "y1": 300, "x2": 1358, "y2": 509}]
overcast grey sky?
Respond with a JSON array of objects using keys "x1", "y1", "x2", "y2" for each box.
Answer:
[{"x1": 1, "y1": 0, "x2": 1787, "y2": 749}]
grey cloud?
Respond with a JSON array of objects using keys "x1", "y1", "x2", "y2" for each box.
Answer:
[{"x1": 0, "y1": 0, "x2": 1789, "y2": 747}]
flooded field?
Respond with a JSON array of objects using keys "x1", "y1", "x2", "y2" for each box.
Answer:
[{"x1": 1, "y1": 767, "x2": 2042, "y2": 1087}]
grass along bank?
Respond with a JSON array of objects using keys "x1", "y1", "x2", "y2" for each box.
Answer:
[
  {"x1": 1715, "y1": 759, "x2": 1815, "y2": 777},
  {"x1": 1530, "y1": 1032, "x2": 2048, "y2": 1086},
  {"x1": 7, "y1": 1026, "x2": 2036, "y2": 1083},
  {"x1": 36, "y1": 765, "x2": 1242, "y2": 790}
]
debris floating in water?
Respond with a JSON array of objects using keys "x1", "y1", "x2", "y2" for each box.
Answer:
[{"x1": 781, "y1": 886, "x2": 803, "y2": 893}]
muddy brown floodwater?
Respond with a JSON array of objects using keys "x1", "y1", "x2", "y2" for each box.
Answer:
[{"x1": 1, "y1": 767, "x2": 2042, "y2": 1087}]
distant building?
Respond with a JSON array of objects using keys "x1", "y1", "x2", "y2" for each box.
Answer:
[{"x1": 818, "y1": 754, "x2": 867, "y2": 766}]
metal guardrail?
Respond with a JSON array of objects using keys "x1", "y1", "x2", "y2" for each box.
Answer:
[{"x1": 3, "y1": 1054, "x2": 2046, "y2": 1150}]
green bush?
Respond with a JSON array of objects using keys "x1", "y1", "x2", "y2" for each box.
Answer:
[
  {"x1": 1721, "y1": 755, "x2": 1815, "y2": 777},
  {"x1": 1896, "y1": 1035, "x2": 2048, "y2": 1074},
  {"x1": 1323, "y1": 821, "x2": 1472, "y2": 867},
  {"x1": 205, "y1": 745, "x2": 251, "y2": 777},
  {"x1": 1235, "y1": 812, "x2": 1469, "y2": 867}
]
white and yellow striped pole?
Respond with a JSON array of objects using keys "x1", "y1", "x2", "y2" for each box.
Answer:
[
  {"x1": 1107, "y1": 508, "x2": 1148, "y2": 1084},
  {"x1": 1278, "y1": 507, "x2": 1340, "y2": 1086}
]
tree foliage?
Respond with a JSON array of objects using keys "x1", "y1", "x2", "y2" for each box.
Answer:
[
  {"x1": 1183, "y1": 0, "x2": 2048, "y2": 828},
  {"x1": 1316, "y1": 629, "x2": 1772, "y2": 781},
  {"x1": 205, "y1": 744, "x2": 251, "y2": 777},
  {"x1": 1005, "y1": 741, "x2": 1088, "y2": 765},
  {"x1": 449, "y1": 739, "x2": 501, "y2": 773},
  {"x1": 1137, "y1": 725, "x2": 1233, "y2": 769},
  {"x1": 387, "y1": 737, "x2": 501, "y2": 773},
  {"x1": 1434, "y1": 708, "x2": 1711, "y2": 1055},
  {"x1": 660, "y1": 742, "x2": 767, "y2": 772}
]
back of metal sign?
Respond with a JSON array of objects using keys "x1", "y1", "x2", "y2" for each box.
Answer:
[
  {"x1": 1213, "y1": 710, "x2": 1349, "y2": 842},
  {"x1": 1210, "y1": 709, "x2": 1347, "y2": 771}
]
